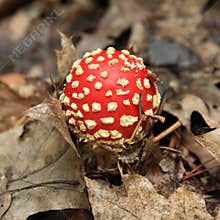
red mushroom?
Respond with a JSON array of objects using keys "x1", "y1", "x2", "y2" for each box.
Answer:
[{"x1": 60, "y1": 47, "x2": 161, "y2": 145}]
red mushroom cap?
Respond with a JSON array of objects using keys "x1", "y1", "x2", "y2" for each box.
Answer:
[{"x1": 60, "y1": 47, "x2": 160, "y2": 145}]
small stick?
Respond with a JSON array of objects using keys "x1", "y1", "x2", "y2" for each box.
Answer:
[
  {"x1": 0, "y1": 180, "x2": 79, "y2": 197},
  {"x1": 160, "y1": 146, "x2": 181, "y2": 153},
  {"x1": 153, "y1": 120, "x2": 182, "y2": 143}
]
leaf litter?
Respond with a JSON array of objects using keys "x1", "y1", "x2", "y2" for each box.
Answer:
[{"x1": 0, "y1": 0, "x2": 220, "y2": 219}]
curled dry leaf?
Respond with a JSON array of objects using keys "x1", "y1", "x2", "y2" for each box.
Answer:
[
  {"x1": 86, "y1": 174, "x2": 213, "y2": 220},
  {"x1": 25, "y1": 96, "x2": 79, "y2": 157},
  {"x1": 182, "y1": 127, "x2": 220, "y2": 178},
  {"x1": 0, "y1": 121, "x2": 88, "y2": 220},
  {"x1": 165, "y1": 94, "x2": 209, "y2": 129},
  {"x1": 55, "y1": 31, "x2": 78, "y2": 87}
]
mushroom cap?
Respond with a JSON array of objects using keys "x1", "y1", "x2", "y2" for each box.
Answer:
[{"x1": 60, "y1": 47, "x2": 160, "y2": 145}]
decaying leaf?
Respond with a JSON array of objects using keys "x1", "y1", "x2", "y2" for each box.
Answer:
[
  {"x1": 86, "y1": 174, "x2": 213, "y2": 220},
  {"x1": 25, "y1": 96, "x2": 79, "y2": 157},
  {"x1": 0, "y1": 82, "x2": 43, "y2": 132},
  {"x1": 77, "y1": 0, "x2": 150, "y2": 57},
  {"x1": 0, "y1": 173, "x2": 11, "y2": 219},
  {"x1": 55, "y1": 31, "x2": 78, "y2": 87},
  {"x1": 182, "y1": 128, "x2": 220, "y2": 178},
  {"x1": 0, "y1": 121, "x2": 88, "y2": 220}
]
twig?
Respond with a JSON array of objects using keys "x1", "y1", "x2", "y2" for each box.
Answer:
[
  {"x1": 0, "y1": 179, "x2": 79, "y2": 197},
  {"x1": 160, "y1": 146, "x2": 181, "y2": 153},
  {"x1": 153, "y1": 120, "x2": 182, "y2": 143}
]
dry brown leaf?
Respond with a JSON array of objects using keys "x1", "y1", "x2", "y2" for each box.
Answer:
[
  {"x1": 77, "y1": 0, "x2": 150, "y2": 56},
  {"x1": 55, "y1": 32, "x2": 78, "y2": 86},
  {"x1": 0, "y1": 82, "x2": 42, "y2": 132},
  {"x1": 25, "y1": 96, "x2": 79, "y2": 157},
  {"x1": 0, "y1": 121, "x2": 88, "y2": 219},
  {"x1": 182, "y1": 128, "x2": 220, "y2": 178},
  {"x1": 0, "y1": 72, "x2": 26, "y2": 85},
  {"x1": 0, "y1": 173, "x2": 11, "y2": 219},
  {"x1": 86, "y1": 174, "x2": 213, "y2": 220}
]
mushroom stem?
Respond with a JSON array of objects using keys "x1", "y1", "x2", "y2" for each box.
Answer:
[{"x1": 153, "y1": 120, "x2": 182, "y2": 143}]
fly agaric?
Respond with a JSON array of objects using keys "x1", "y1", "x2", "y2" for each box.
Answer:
[{"x1": 60, "y1": 47, "x2": 160, "y2": 145}]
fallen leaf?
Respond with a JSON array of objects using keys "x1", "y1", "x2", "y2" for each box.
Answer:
[
  {"x1": 25, "y1": 96, "x2": 79, "y2": 157},
  {"x1": 86, "y1": 174, "x2": 213, "y2": 220},
  {"x1": 0, "y1": 173, "x2": 11, "y2": 219},
  {"x1": 0, "y1": 121, "x2": 88, "y2": 219},
  {"x1": 0, "y1": 82, "x2": 43, "y2": 132},
  {"x1": 55, "y1": 32, "x2": 78, "y2": 87},
  {"x1": 182, "y1": 128, "x2": 220, "y2": 178}
]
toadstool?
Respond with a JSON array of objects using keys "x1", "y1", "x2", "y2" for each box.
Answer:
[{"x1": 60, "y1": 47, "x2": 161, "y2": 146}]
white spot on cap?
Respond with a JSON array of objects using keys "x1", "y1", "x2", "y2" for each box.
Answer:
[
  {"x1": 100, "y1": 117, "x2": 114, "y2": 124},
  {"x1": 153, "y1": 93, "x2": 160, "y2": 108},
  {"x1": 107, "y1": 102, "x2": 118, "y2": 112},
  {"x1": 123, "y1": 99, "x2": 130, "y2": 106},
  {"x1": 95, "y1": 81, "x2": 103, "y2": 90},
  {"x1": 72, "y1": 59, "x2": 81, "y2": 68},
  {"x1": 85, "y1": 120, "x2": 97, "y2": 130},
  {"x1": 87, "y1": 74, "x2": 96, "y2": 82},
  {"x1": 75, "y1": 110, "x2": 83, "y2": 118},
  {"x1": 136, "y1": 78, "x2": 143, "y2": 90},
  {"x1": 107, "y1": 47, "x2": 116, "y2": 52},
  {"x1": 120, "y1": 115, "x2": 138, "y2": 127},
  {"x1": 92, "y1": 102, "x2": 101, "y2": 112},
  {"x1": 147, "y1": 94, "x2": 152, "y2": 101},
  {"x1": 145, "y1": 109, "x2": 153, "y2": 115},
  {"x1": 137, "y1": 57, "x2": 144, "y2": 63},
  {"x1": 83, "y1": 52, "x2": 91, "y2": 58},
  {"x1": 144, "y1": 78, "x2": 151, "y2": 89},
  {"x1": 75, "y1": 65, "x2": 83, "y2": 76},
  {"x1": 130, "y1": 54, "x2": 137, "y2": 59},
  {"x1": 72, "y1": 92, "x2": 78, "y2": 99},
  {"x1": 68, "y1": 117, "x2": 76, "y2": 125},
  {"x1": 120, "y1": 67, "x2": 130, "y2": 72},
  {"x1": 116, "y1": 89, "x2": 130, "y2": 96},
  {"x1": 91, "y1": 48, "x2": 102, "y2": 55},
  {"x1": 82, "y1": 103, "x2": 90, "y2": 112},
  {"x1": 94, "y1": 129, "x2": 110, "y2": 139},
  {"x1": 110, "y1": 130, "x2": 122, "y2": 139},
  {"x1": 132, "y1": 93, "x2": 140, "y2": 105},
  {"x1": 88, "y1": 64, "x2": 99, "y2": 70},
  {"x1": 66, "y1": 74, "x2": 72, "y2": 83},
  {"x1": 106, "y1": 47, "x2": 115, "y2": 58},
  {"x1": 83, "y1": 87, "x2": 90, "y2": 95},
  {"x1": 59, "y1": 93, "x2": 65, "y2": 102},
  {"x1": 71, "y1": 81, "x2": 79, "y2": 88},
  {"x1": 100, "y1": 71, "x2": 108, "y2": 78},
  {"x1": 78, "y1": 120, "x2": 86, "y2": 131},
  {"x1": 105, "y1": 90, "x2": 113, "y2": 97},
  {"x1": 121, "y1": 50, "x2": 130, "y2": 55},
  {"x1": 78, "y1": 93, "x2": 84, "y2": 100},
  {"x1": 118, "y1": 54, "x2": 127, "y2": 61},
  {"x1": 85, "y1": 57, "x2": 93, "y2": 64},
  {"x1": 97, "y1": 56, "x2": 105, "y2": 62},
  {"x1": 117, "y1": 78, "x2": 129, "y2": 87},
  {"x1": 71, "y1": 103, "x2": 78, "y2": 110},
  {"x1": 108, "y1": 59, "x2": 119, "y2": 66},
  {"x1": 65, "y1": 109, "x2": 72, "y2": 117},
  {"x1": 63, "y1": 96, "x2": 70, "y2": 105}
]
